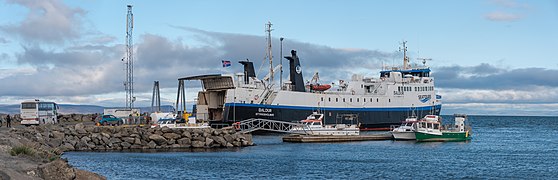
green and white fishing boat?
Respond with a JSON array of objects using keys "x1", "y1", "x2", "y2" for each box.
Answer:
[{"x1": 415, "y1": 114, "x2": 471, "y2": 142}]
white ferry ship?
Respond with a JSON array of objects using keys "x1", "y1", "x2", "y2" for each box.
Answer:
[{"x1": 181, "y1": 41, "x2": 442, "y2": 130}]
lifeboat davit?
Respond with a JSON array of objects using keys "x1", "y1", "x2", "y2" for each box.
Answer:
[{"x1": 309, "y1": 84, "x2": 331, "y2": 91}]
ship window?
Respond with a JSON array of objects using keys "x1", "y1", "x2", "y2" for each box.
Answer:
[
  {"x1": 329, "y1": 97, "x2": 331, "y2": 102},
  {"x1": 389, "y1": 99, "x2": 391, "y2": 103},
  {"x1": 336, "y1": 98, "x2": 338, "y2": 102},
  {"x1": 414, "y1": 87, "x2": 417, "y2": 91},
  {"x1": 433, "y1": 123, "x2": 439, "y2": 130},
  {"x1": 357, "y1": 98, "x2": 359, "y2": 102},
  {"x1": 350, "y1": 98, "x2": 352, "y2": 102},
  {"x1": 321, "y1": 97, "x2": 324, "y2": 101},
  {"x1": 376, "y1": 98, "x2": 379, "y2": 102},
  {"x1": 343, "y1": 98, "x2": 345, "y2": 102},
  {"x1": 363, "y1": 98, "x2": 366, "y2": 102}
]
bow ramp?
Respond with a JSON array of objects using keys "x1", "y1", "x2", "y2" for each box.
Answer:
[{"x1": 236, "y1": 118, "x2": 310, "y2": 134}]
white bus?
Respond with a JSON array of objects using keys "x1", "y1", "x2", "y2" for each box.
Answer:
[{"x1": 20, "y1": 100, "x2": 59, "y2": 126}]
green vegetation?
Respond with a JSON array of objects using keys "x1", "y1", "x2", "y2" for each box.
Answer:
[{"x1": 10, "y1": 146, "x2": 35, "y2": 156}]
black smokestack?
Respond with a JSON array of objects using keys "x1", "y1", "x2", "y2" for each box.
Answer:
[
  {"x1": 239, "y1": 60, "x2": 256, "y2": 84},
  {"x1": 285, "y1": 50, "x2": 305, "y2": 92}
]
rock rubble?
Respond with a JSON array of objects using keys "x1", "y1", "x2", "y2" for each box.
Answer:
[{"x1": 10, "y1": 123, "x2": 253, "y2": 151}]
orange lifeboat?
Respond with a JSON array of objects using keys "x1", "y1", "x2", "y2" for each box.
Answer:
[{"x1": 310, "y1": 84, "x2": 331, "y2": 91}]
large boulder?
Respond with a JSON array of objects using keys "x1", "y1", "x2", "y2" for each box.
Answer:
[
  {"x1": 121, "y1": 142, "x2": 132, "y2": 149},
  {"x1": 211, "y1": 136, "x2": 227, "y2": 147},
  {"x1": 60, "y1": 143, "x2": 75, "y2": 151},
  {"x1": 108, "y1": 138, "x2": 122, "y2": 144},
  {"x1": 148, "y1": 134, "x2": 166, "y2": 145},
  {"x1": 161, "y1": 127, "x2": 173, "y2": 133},
  {"x1": 74, "y1": 123, "x2": 85, "y2": 130},
  {"x1": 162, "y1": 133, "x2": 180, "y2": 140},
  {"x1": 205, "y1": 137, "x2": 214, "y2": 146},
  {"x1": 52, "y1": 131, "x2": 65, "y2": 139},
  {"x1": 181, "y1": 131, "x2": 192, "y2": 138},
  {"x1": 75, "y1": 169, "x2": 106, "y2": 180},
  {"x1": 191, "y1": 141, "x2": 205, "y2": 148},
  {"x1": 133, "y1": 138, "x2": 141, "y2": 145},
  {"x1": 177, "y1": 138, "x2": 191, "y2": 145},
  {"x1": 122, "y1": 137, "x2": 135, "y2": 144},
  {"x1": 47, "y1": 138, "x2": 63, "y2": 148},
  {"x1": 223, "y1": 134, "x2": 234, "y2": 143},
  {"x1": 147, "y1": 141, "x2": 157, "y2": 148},
  {"x1": 38, "y1": 159, "x2": 76, "y2": 180}
]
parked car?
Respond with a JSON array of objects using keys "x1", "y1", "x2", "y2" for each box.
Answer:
[
  {"x1": 99, "y1": 114, "x2": 123, "y2": 126},
  {"x1": 150, "y1": 119, "x2": 176, "y2": 128}
]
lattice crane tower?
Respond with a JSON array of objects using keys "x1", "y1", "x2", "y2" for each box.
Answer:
[{"x1": 125, "y1": 5, "x2": 135, "y2": 109}]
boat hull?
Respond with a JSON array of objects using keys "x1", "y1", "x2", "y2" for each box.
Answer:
[
  {"x1": 391, "y1": 132, "x2": 416, "y2": 140},
  {"x1": 290, "y1": 128, "x2": 360, "y2": 136},
  {"x1": 222, "y1": 103, "x2": 442, "y2": 130},
  {"x1": 415, "y1": 131, "x2": 471, "y2": 142}
]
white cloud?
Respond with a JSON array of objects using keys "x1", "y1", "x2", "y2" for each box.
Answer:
[
  {"x1": 1, "y1": 0, "x2": 86, "y2": 43},
  {"x1": 442, "y1": 103, "x2": 558, "y2": 116},
  {"x1": 485, "y1": 11, "x2": 522, "y2": 22},
  {"x1": 438, "y1": 87, "x2": 558, "y2": 103},
  {"x1": 489, "y1": 0, "x2": 530, "y2": 9}
]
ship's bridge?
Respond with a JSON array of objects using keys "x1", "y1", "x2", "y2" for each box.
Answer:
[{"x1": 380, "y1": 68, "x2": 430, "y2": 78}]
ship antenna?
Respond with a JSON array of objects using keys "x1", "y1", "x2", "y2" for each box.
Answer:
[
  {"x1": 417, "y1": 58, "x2": 432, "y2": 67},
  {"x1": 265, "y1": 21, "x2": 274, "y2": 85},
  {"x1": 399, "y1": 41, "x2": 408, "y2": 70}
]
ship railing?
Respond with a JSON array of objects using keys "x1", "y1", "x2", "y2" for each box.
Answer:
[
  {"x1": 236, "y1": 118, "x2": 311, "y2": 134},
  {"x1": 389, "y1": 125, "x2": 400, "y2": 131}
]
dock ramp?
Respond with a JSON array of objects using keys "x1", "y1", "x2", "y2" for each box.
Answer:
[{"x1": 235, "y1": 118, "x2": 310, "y2": 134}]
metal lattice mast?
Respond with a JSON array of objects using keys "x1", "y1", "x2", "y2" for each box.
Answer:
[
  {"x1": 265, "y1": 21, "x2": 273, "y2": 84},
  {"x1": 151, "y1": 81, "x2": 161, "y2": 112},
  {"x1": 125, "y1": 5, "x2": 134, "y2": 109}
]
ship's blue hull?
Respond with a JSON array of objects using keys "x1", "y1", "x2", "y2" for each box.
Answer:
[{"x1": 222, "y1": 103, "x2": 442, "y2": 130}]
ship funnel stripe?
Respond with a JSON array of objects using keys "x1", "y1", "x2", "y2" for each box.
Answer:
[{"x1": 225, "y1": 103, "x2": 441, "y2": 112}]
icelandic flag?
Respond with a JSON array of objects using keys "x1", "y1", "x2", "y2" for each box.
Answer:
[{"x1": 222, "y1": 60, "x2": 231, "y2": 67}]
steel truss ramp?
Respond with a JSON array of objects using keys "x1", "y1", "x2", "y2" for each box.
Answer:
[{"x1": 236, "y1": 118, "x2": 310, "y2": 134}]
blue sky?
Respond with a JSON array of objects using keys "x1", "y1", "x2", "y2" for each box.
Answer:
[{"x1": 0, "y1": 0, "x2": 557, "y2": 115}]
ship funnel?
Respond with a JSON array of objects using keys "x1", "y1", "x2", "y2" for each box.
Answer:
[
  {"x1": 239, "y1": 60, "x2": 256, "y2": 84},
  {"x1": 285, "y1": 50, "x2": 305, "y2": 92}
]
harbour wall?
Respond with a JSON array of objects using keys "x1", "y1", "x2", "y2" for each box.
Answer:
[{"x1": 10, "y1": 123, "x2": 254, "y2": 151}]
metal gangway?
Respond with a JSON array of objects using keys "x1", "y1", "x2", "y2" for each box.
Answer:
[{"x1": 235, "y1": 118, "x2": 311, "y2": 134}]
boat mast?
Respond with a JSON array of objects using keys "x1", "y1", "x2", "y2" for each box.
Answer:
[
  {"x1": 400, "y1": 41, "x2": 409, "y2": 70},
  {"x1": 265, "y1": 21, "x2": 274, "y2": 85}
]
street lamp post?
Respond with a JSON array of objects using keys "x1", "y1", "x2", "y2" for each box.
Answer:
[{"x1": 280, "y1": 37, "x2": 284, "y2": 90}]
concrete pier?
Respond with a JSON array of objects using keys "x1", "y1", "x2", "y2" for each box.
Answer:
[{"x1": 282, "y1": 133, "x2": 393, "y2": 143}]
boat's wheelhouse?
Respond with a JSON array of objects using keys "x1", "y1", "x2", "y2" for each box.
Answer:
[{"x1": 380, "y1": 68, "x2": 431, "y2": 78}]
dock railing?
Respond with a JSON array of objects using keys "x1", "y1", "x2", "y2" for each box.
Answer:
[{"x1": 235, "y1": 118, "x2": 311, "y2": 134}]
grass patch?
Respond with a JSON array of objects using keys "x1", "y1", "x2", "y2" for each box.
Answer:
[{"x1": 10, "y1": 146, "x2": 35, "y2": 156}]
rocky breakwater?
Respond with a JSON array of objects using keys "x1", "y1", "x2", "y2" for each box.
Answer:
[
  {"x1": 11, "y1": 123, "x2": 254, "y2": 151},
  {"x1": 0, "y1": 124, "x2": 253, "y2": 179}
]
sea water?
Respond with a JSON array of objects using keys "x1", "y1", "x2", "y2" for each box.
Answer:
[{"x1": 63, "y1": 116, "x2": 558, "y2": 179}]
